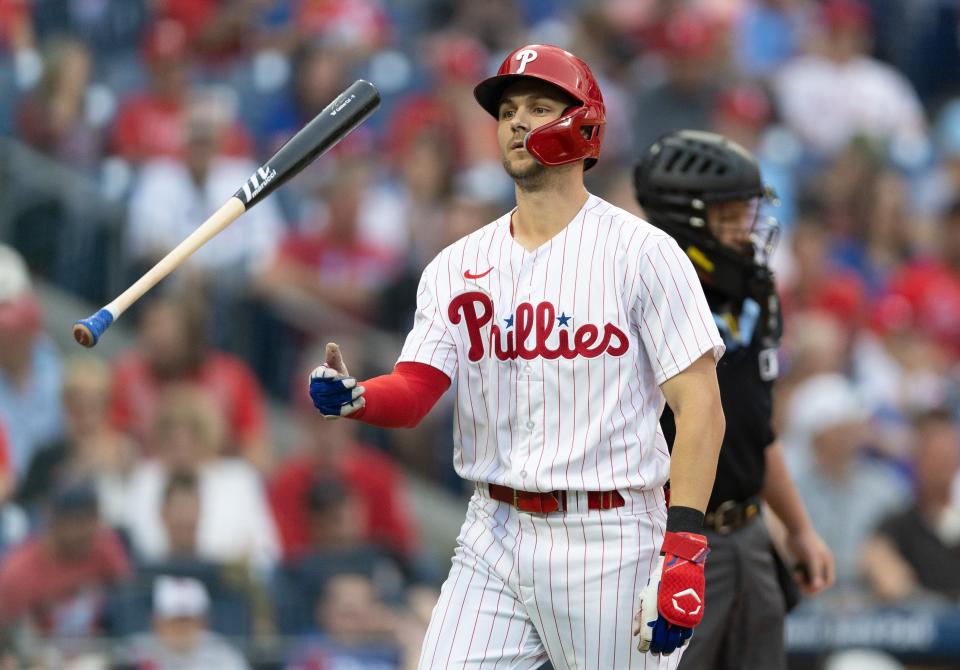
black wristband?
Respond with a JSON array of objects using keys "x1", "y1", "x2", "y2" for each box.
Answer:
[{"x1": 666, "y1": 505, "x2": 704, "y2": 534}]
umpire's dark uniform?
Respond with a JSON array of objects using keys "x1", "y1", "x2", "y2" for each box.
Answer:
[
  {"x1": 634, "y1": 129, "x2": 801, "y2": 670},
  {"x1": 662, "y1": 292, "x2": 790, "y2": 670}
]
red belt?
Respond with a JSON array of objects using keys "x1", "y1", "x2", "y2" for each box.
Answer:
[{"x1": 488, "y1": 483, "x2": 625, "y2": 514}]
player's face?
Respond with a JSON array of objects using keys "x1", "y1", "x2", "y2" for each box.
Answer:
[
  {"x1": 706, "y1": 199, "x2": 755, "y2": 255},
  {"x1": 497, "y1": 80, "x2": 573, "y2": 180}
]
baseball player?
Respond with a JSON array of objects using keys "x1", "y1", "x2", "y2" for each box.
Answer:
[
  {"x1": 634, "y1": 130, "x2": 836, "y2": 670},
  {"x1": 310, "y1": 46, "x2": 726, "y2": 669}
]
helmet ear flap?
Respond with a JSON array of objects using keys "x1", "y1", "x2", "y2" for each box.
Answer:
[{"x1": 525, "y1": 105, "x2": 605, "y2": 167}]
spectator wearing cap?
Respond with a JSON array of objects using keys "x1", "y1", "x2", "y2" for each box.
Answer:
[
  {"x1": 134, "y1": 472, "x2": 271, "y2": 645},
  {"x1": 631, "y1": 7, "x2": 729, "y2": 154},
  {"x1": 110, "y1": 19, "x2": 251, "y2": 164},
  {"x1": 108, "y1": 295, "x2": 272, "y2": 472},
  {"x1": 122, "y1": 384, "x2": 280, "y2": 574},
  {"x1": 0, "y1": 244, "x2": 64, "y2": 481},
  {"x1": 784, "y1": 373, "x2": 909, "y2": 600},
  {"x1": 863, "y1": 410, "x2": 960, "y2": 604},
  {"x1": 17, "y1": 354, "x2": 137, "y2": 527},
  {"x1": 0, "y1": 481, "x2": 131, "y2": 635},
  {"x1": 773, "y1": 0, "x2": 927, "y2": 159},
  {"x1": 127, "y1": 575, "x2": 250, "y2": 670}
]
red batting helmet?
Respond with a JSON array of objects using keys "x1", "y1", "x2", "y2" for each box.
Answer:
[{"x1": 474, "y1": 44, "x2": 605, "y2": 169}]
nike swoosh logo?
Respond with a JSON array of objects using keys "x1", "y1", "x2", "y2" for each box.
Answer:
[{"x1": 464, "y1": 267, "x2": 494, "y2": 280}]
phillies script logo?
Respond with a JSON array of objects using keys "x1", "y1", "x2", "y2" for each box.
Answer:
[{"x1": 448, "y1": 291, "x2": 629, "y2": 362}]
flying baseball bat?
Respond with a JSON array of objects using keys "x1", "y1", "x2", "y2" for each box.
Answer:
[{"x1": 73, "y1": 79, "x2": 381, "y2": 348}]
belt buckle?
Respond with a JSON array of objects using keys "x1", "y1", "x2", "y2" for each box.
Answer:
[
  {"x1": 711, "y1": 499, "x2": 738, "y2": 535},
  {"x1": 513, "y1": 488, "x2": 520, "y2": 509},
  {"x1": 549, "y1": 491, "x2": 566, "y2": 513}
]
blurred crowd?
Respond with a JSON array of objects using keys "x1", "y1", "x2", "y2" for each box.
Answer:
[{"x1": 1, "y1": 0, "x2": 960, "y2": 668}]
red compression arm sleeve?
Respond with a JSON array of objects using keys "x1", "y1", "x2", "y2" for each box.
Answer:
[{"x1": 352, "y1": 362, "x2": 451, "y2": 428}]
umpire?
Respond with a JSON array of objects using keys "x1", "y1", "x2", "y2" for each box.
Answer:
[{"x1": 634, "y1": 130, "x2": 835, "y2": 670}]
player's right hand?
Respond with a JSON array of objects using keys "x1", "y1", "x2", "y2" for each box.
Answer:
[
  {"x1": 308, "y1": 343, "x2": 365, "y2": 419},
  {"x1": 633, "y1": 531, "x2": 709, "y2": 655}
]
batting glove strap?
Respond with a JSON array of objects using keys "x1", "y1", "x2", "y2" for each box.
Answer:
[{"x1": 658, "y1": 531, "x2": 709, "y2": 628}]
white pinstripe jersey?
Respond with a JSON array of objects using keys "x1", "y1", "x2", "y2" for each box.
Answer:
[{"x1": 398, "y1": 194, "x2": 724, "y2": 493}]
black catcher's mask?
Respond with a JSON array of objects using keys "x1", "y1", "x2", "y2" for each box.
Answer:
[{"x1": 633, "y1": 130, "x2": 779, "y2": 305}]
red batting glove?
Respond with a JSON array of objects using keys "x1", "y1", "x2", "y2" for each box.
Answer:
[{"x1": 634, "y1": 531, "x2": 709, "y2": 655}]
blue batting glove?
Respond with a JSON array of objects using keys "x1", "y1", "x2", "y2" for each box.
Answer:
[{"x1": 309, "y1": 365, "x2": 365, "y2": 419}]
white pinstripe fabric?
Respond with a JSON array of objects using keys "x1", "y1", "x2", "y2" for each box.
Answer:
[
  {"x1": 397, "y1": 194, "x2": 724, "y2": 492},
  {"x1": 417, "y1": 490, "x2": 686, "y2": 669}
]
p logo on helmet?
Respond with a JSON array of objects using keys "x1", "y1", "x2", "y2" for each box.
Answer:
[
  {"x1": 473, "y1": 44, "x2": 605, "y2": 170},
  {"x1": 515, "y1": 49, "x2": 538, "y2": 74}
]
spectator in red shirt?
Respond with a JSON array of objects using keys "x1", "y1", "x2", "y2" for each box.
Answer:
[
  {"x1": 255, "y1": 157, "x2": 401, "y2": 327},
  {"x1": 108, "y1": 295, "x2": 272, "y2": 472},
  {"x1": 269, "y1": 396, "x2": 416, "y2": 563},
  {"x1": 153, "y1": 0, "x2": 257, "y2": 64},
  {"x1": 110, "y1": 19, "x2": 251, "y2": 164},
  {"x1": 780, "y1": 196, "x2": 869, "y2": 334},
  {"x1": 0, "y1": 481, "x2": 131, "y2": 635},
  {"x1": 882, "y1": 198, "x2": 960, "y2": 361}
]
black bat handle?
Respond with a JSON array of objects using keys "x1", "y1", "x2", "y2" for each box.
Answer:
[{"x1": 234, "y1": 79, "x2": 381, "y2": 209}]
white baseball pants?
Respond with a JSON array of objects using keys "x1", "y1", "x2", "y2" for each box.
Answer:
[{"x1": 417, "y1": 486, "x2": 686, "y2": 670}]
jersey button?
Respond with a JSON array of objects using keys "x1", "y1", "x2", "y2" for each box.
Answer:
[
  {"x1": 523, "y1": 364, "x2": 532, "y2": 374},
  {"x1": 520, "y1": 470, "x2": 528, "y2": 478},
  {"x1": 526, "y1": 420, "x2": 535, "y2": 429}
]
